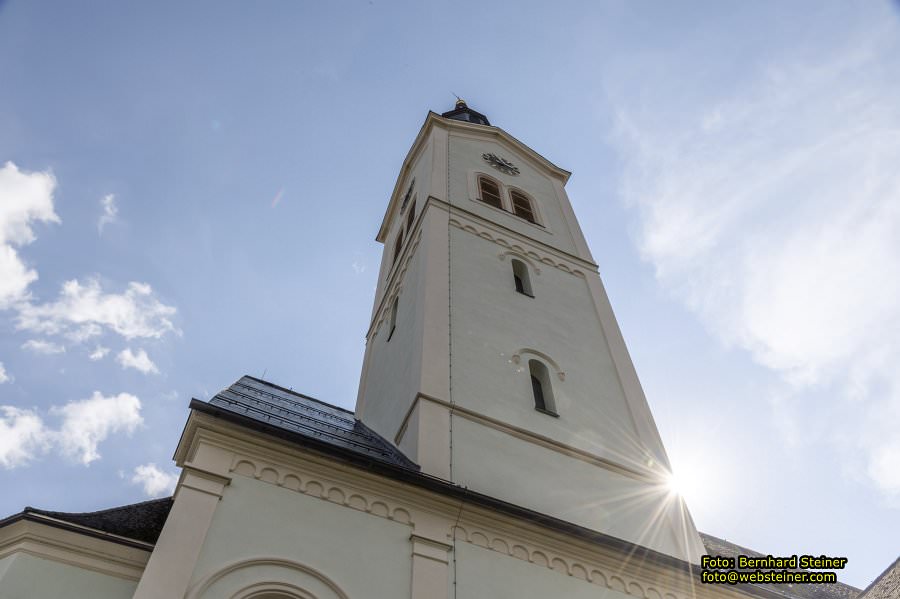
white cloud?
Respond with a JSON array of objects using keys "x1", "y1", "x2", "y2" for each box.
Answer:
[
  {"x1": 116, "y1": 348, "x2": 159, "y2": 375},
  {"x1": 0, "y1": 362, "x2": 9, "y2": 384},
  {"x1": 97, "y1": 194, "x2": 118, "y2": 234},
  {"x1": 0, "y1": 392, "x2": 143, "y2": 469},
  {"x1": 21, "y1": 339, "x2": 66, "y2": 355},
  {"x1": 131, "y1": 463, "x2": 178, "y2": 497},
  {"x1": 51, "y1": 392, "x2": 142, "y2": 465},
  {"x1": 89, "y1": 345, "x2": 110, "y2": 361},
  {"x1": 16, "y1": 278, "x2": 178, "y2": 341},
  {"x1": 613, "y1": 31, "x2": 900, "y2": 499},
  {"x1": 0, "y1": 406, "x2": 47, "y2": 468},
  {"x1": 0, "y1": 162, "x2": 59, "y2": 309}
]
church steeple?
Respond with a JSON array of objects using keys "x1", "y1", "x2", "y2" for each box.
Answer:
[
  {"x1": 440, "y1": 98, "x2": 491, "y2": 126},
  {"x1": 355, "y1": 103, "x2": 706, "y2": 564}
]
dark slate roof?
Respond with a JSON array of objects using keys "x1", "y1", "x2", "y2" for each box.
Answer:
[
  {"x1": 441, "y1": 99, "x2": 491, "y2": 126},
  {"x1": 859, "y1": 557, "x2": 900, "y2": 599},
  {"x1": 700, "y1": 533, "x2": 861, "y2": 599},
  {"x1": 203, "y1": 375, "x2": 418, "y2": 470},
  {"x1": 18, "y1": 497, "x2": 173, "y2": 545}
]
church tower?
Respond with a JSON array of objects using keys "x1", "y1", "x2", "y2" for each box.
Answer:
[{"x1": 356, "y1": 100, "x2": 706, "y2": 563}]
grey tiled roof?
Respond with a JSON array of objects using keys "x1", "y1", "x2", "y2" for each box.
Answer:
[
  {"x1": 24, "y1": 497, "x2": 173, "y2": 544},
  {"x1": 205, "y1": 376, "x2": 418, "y2": 470},
  {"x1": 700, "y1": 533, "x2": 861, "y2": 599},
  {"x1": 859, "y1": 557, "x2": 900, "y2": 599}
]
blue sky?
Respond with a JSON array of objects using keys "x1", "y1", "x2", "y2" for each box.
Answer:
[{"x1": 1, "y1": 0, "x2": 897, "y2": 588}]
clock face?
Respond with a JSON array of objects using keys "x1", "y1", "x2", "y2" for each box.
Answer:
[{"x1": 482, "y1": 152, "x2": 520, "y2": 175}]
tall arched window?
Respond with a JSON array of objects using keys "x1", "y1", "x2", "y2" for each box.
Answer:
[
  {"x1": 478, "y1": 176, "x2": 503, "y2": 209},
  {"x1": 406, "y1": 197, "x2": 416, "y2": 233},
  {"x1": 511, "y1": 259, "x2": 533, "y2": 296},
  {"x1": 529, "y1": 359, "x2": 557, "y2": 416},
  {"x1": 387, "y1": 297, "x2": 398, "y2": 341},
  {"x1": 510, "y1": 190, "x2": 536, "y2": 224},
  {"x1": 392, "y1": 228, "x2": 403, "y2": 264}
]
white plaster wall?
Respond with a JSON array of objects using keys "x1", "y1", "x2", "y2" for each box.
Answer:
[
  {"x1": 0, "y1": 553, "x2": 137, "y2": 599},
  {"x1": 188, "y1": 475, "x2": 413, "y2": 599},
  {"x1": 451, "y1": 417, "x2": 690, "y2": 560},
  {"x1": 455, "y1": 542, "x2": 629, "y2": 599},
  {"x1": 357, "y1": 213, "x2": 426, "y2": 441},
  {"x1": 448, "y1": 226, "x2": 642, "y2": 462}
]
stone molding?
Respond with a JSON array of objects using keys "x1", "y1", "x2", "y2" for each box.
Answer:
[
  {"x1": 0, "y1": 516, "x2": 151, "y2": 581},
  {"x1": 510, "y1": 348, "x2": 566, "y2": 381},
  {"x1": 498, "y1": 249, "x2": 542, "y2": 274},
  {"x1": 398, "y1": 393, "x2": 656, "y2": 484},
  {"x1": 186, "y1": 556, "x2": 350, "y2": 599}
]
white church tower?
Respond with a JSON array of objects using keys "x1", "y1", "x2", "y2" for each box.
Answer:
[
  {"x1": 356, "y1": 100, "x2": 706, "y2": 562},
  {"x1": 3, "y1": 101, "x2": 873, "y2": 599}
]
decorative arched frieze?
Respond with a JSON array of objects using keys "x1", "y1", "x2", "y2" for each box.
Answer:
[
  {"x1": 448, "y1": 217, "x2": 587, "y2": 278},
  {"x1": 452, "y1": 525, "x2": 685, "y2": 599},
  {"x1": 227, "y1": 456, "x2": 415, "y2": 528}
]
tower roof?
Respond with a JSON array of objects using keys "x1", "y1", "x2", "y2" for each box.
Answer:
[{"x1": 440, "y1": 98, "x2": 491, "y2": 126}]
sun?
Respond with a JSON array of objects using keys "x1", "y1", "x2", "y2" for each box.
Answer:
[{"x1": 664, "y1": 465, "x2": 703, "y2": 508}]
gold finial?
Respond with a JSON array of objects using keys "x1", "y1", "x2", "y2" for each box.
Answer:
[{"x1": 452, "y1": 92, "x2": 466, "y2": 109}]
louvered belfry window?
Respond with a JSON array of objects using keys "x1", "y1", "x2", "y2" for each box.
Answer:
[
  {"x1": 478, "y1": 177, "x2": 503, "y2": 209},
  {"x1": 511, "y1": 191, "x2": 536, "y2": 223}
]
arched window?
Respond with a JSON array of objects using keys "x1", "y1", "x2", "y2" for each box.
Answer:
[
  {"x1": 478, "y1": 176, "x2": 503, "y2": 209},
  {"x1": 392, "y1": 228, "x2": 403, "y2": 264},
  {"x1": 529, "y1": 359, "x2": 557, "y2": 416},
  {"x1": 406, "y1": 197, "x2": 416, "y2": 233},
  {"x1": 387, "y1": 297, "x2": 398, "y2": 341},
  {"x1": 511, "y1": 259, "x2": 533, "y2": 296},
  {"x1": 510, "y1": 190, "x2": 536, "y2": 224}
]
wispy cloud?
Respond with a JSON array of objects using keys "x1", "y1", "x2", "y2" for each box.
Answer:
[
  {"x1": 271, "y1": 187, "x2": 284, "y2": 208},
  {"x1": 131, "y1": 463, "x2": 178, "y2": 497},
  {"x1": 0, "y1": 392, "x2": 142, "y2": 468},
  {"x1": 0, "y1": 162, "x2": 59, "y2": 309},
  {"x1": 116, "y1": 348, "x2": 159, "y2": 375},
  {"x1": 613, "y1": 30, "x2": 900, "y2": 500},
  {"x1": 0, "y1": 362, "x2": 9, "y2": 384},
  {"x1": 21, "y1": 339, "x2": 65, "y2": 355},
  {"x1": 97, "y1": 193, "x2": 118, "y2": 234},
  {"x1": 89, "y1": 345, "x2": 110, "y2": 361}
]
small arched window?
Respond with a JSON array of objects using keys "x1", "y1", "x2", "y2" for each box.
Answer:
[
  {"x1": 510, "y1": 191, "x2": 536, "y2": 224},
  {"x1": 478, "y1": 176, "x2": 503, "y2": 209},
  {"x1": 406, "y1": 197, "x2": 416, "y2": 233},
  {"x1": 387, "y1": 297, "x2": 398, "y2": 341},
  {"x1": 529, "y1": 359, "x2": 557, "y2": 416},
  {"x1": 511, "y1": 259, "x2": 533, "y2": 296}
]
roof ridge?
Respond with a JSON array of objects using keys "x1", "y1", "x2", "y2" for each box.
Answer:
[{"x1": 25, "y1": 496, "x2": 173, "y2": 518}]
